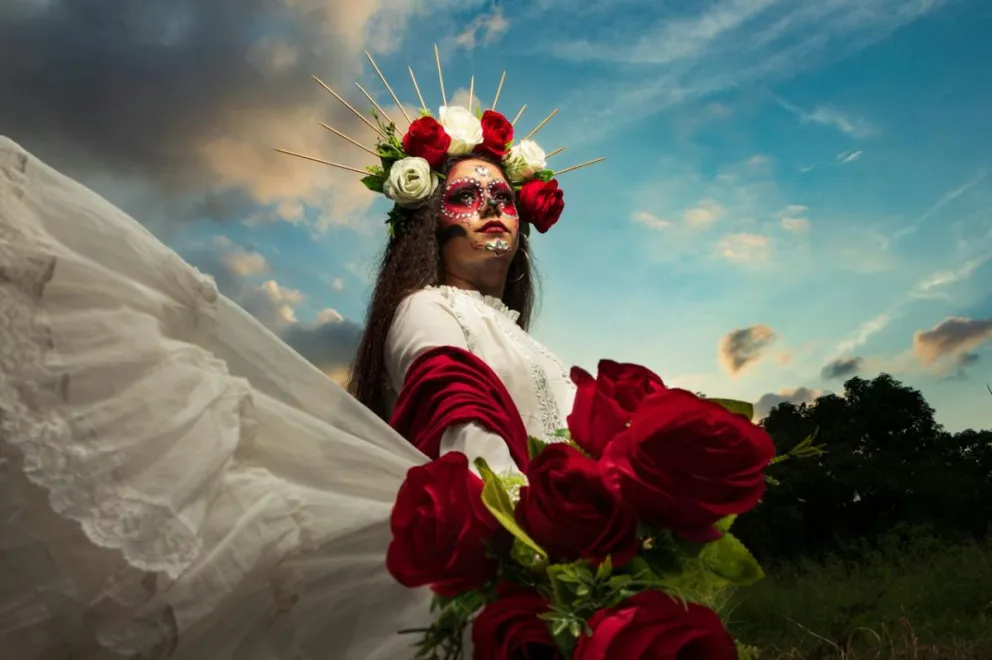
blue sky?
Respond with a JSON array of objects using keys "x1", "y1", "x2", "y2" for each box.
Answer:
[{"x1": 3, "y1": 0, "x2": 990, "y2": 431}]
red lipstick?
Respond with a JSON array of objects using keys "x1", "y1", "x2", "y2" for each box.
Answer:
[{"x1": 480, "y1": 220, "x2": 507, "y2": 234}]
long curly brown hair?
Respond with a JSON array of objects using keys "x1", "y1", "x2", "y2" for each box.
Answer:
[{"x1": 346, "y1": 154, "x2": 538, "y2": 419}]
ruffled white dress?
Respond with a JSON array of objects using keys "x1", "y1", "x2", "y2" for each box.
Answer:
[{"x1": 0, "y1": 136, "x2": 576, "y2": 659}]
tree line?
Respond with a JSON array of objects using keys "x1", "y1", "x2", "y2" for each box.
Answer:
[{"x1": 735, "y1": 374, "x2": 992, "y2": 563}]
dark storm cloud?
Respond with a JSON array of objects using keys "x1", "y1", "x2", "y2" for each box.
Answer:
[
  {"x1": 821, "y1": 356, "x2": 864, "y2": 380},
  {"x1": 957, "y1": 352, "x2": 980, "y2": 367},
  {"x1": 913, "y1": 316, "x2": 992, "y2": 365},
  {"x1": 282, "y1": 318, "x2": 363, "y2": 371},
  {"x1": 187, "y1": 244, "x2": 362, "y2": 372},
  {"x1": 0, "y1": 0, "x2": 396, "y2": 202},
  {"x1": 2, "y1": 1, "x2": 284, "y2": 175},
  {"x1": 718, "y1": 324, "x2": 778, "y2": 375}
]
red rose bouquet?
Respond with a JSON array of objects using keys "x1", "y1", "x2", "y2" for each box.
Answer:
[{"x1": 386, "y1": 360, "x2": 801, "y2": 659}]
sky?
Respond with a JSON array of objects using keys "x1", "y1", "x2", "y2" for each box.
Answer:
[{"x1": 1, "y1": 0, "x2": 990, "y2": 431}]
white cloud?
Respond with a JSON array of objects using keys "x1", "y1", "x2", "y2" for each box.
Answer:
[
  {"x1": 223, "y1": 248, "x2": 269, "y2": 276},
  {"x1": 776, "y1": 204, "x2": 811, "y2": 231},
  {"x1": 893, "y1": 168, "x2": 988, "y2": 240},
  {"x1": 781, "y1": 217, "x2": 810, "y2": 231},
  {"x1": 716, "y1": 233, "x2": 771, "y2": 261},
  {"x1": 451, "y1": 6, "x2": 510, "y2": 50},
  {"x1": 543, "y1": 0, "x2": 947, "y2": 143},
  {"x1": 779, "y1": 98, "x2": 876, "y2": 138},
  {"x1": 316, "y1": 307, "x2": 345, "y2": 324},
  {"x1": 836, "y1": 311, "x2": 892, "y2": 354},
  {"x1": 684, "y1": 199, "x2": 724, "y2": 227},
  {"x1": 746, "y1": 154, "x2": 771, "y2": 168},
  {"x1": 631, "y1": 210, "x2": 673, "y2": 230},
  {"x1": 837, "y1": 150, "x2": 863, "y2": 164},
  {"x1": 255, "y1": 279, "x2": 304, "y2": 326},
  {"x1": 913, "y1": 254, "x2": 991, "y2": 298}
]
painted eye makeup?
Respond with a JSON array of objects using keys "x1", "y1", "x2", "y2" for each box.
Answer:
[
  {"x1": 442, "y1": 178, "x2": 484, "y2": 219},
  {"x1": 440, "y1": 176, "x2": 519, "y2": 221},
  {"x1": 487, "y1": 181, "x2": 518, "y2": 217}
]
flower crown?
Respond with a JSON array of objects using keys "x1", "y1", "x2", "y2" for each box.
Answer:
[{"x1": 277, "y1": 45, "x2": 604, "y2": 236}]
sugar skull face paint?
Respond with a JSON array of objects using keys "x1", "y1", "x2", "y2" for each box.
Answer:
[
  {"x1": 437, "y1": 158, "x2": 523, "y2": 292},
  {"x1": 438, "y1": 158, "x2": 520, "y2": 255},
  {"x1": 441, "y1": 177, "x2": 519, "y2": 223}
]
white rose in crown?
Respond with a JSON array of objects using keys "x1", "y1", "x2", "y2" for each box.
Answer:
[
  {"x1": 384, "y1": 157, "x2": 438, "y2": 207},
  {"x1": 438, "y1": 105, "x2": 483, "y2": 155},
  {"x1": 505, "y1": 139, "x2": 547, "y2": 181}
]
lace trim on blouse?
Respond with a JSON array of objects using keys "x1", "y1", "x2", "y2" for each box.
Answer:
[
  {"x1": 429, "y1": 285, "x2": 521, "y2": 323},
  {"x1": 433, "y1": 285, "x2": 571, "y2": 440}
]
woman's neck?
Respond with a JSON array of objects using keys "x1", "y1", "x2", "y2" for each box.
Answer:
[{"x1": 444, "y1": 272, "x2": 505, "y2": 300}]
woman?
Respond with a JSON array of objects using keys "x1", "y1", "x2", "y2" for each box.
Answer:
[
  {"x1": 0, "y1": 79, "x2": 590, "y2": 656},
  {"x1": 351, "y1": 152, "x2": 575, "y2": 478}
]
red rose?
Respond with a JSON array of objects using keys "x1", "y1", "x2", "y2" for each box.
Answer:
[
  {"x1": 517, "y1": 179, "x2": 564, "y2": 233},
  {"x1": 472, "y1": 584, "x2": 563, "y2": 660},
  {"x1": 474, "y1": 110, "x2": 514, "y2": 160},
  {"x1": 567, "y1": 361, "x2": 667, "y2": 458},
  {"x1": 601, "y1": 389, "x2": 775, "y2": 542},
  {"x1": 402, "y1": 116, "x2": 451, "y2": 170},
  {"x1": 574, "y1": 591, "x2": 738, "y2": 660},
  {"x1": 386, "y1": 452, "x2": 498, "y2": 596},
  {"x1": 516, "y1": 443, "x2": 638, "y2": 566}
]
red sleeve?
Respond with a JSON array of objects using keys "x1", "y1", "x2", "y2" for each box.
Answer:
[{"x1": 388, "y1": 345, "x2": 530, "y2": 472}]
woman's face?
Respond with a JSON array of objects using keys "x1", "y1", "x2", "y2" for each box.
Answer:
[{"x1": 438, "y1": 158, "x2": 520, "y2": 278}]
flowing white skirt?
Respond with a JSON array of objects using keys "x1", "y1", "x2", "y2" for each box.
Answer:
[{"x1": 0, "y1": 136, "x2": 435, "y2": 659}]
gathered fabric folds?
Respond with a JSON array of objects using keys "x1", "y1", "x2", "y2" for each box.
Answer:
[
  {"x1": 0, "y1": 136, "x2": 435, "y2": 659},
  {"x1": 389, "y1": 345, "x2": 531, "y2": 472}
]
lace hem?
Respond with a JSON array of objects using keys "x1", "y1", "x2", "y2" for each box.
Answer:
[{"x1": 0, "y1": 214, "x2": 247, "y2": 581}]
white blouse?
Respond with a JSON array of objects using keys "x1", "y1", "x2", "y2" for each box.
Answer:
[{"x1": 384, "y1": 285, "x2": 576, "y2": 476}]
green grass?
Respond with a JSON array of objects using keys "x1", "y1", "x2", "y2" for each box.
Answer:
[{"x1": 726, "y1": 533, "x2": 992, "y2": 659}]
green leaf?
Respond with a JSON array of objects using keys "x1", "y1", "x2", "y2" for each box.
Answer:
[
  {"x1": 527, "y1": 436, "x2": 550, "y2": 459},
  {"x1": 699, "y1": 532, "x2": 765, "y2": 586},
  {"x1": 546, "y1": 561, "x2": 590, "y2": 608},
  {"x1": 553, "y1": 428, "x2": 572, "y2": 440},
  {"x1": 715, "y1": 515, "x2": 737, "y2": 533},
  {"x1": 535, "y1": 169, "x2": 555, "y2": 182},
  {"x1": 622, "y1": 555, "x2": 658, "y2": 580},
  {"x1": 474, "y1": 458, "x2": 547, "y2": 560},
  {"x1": 360, "y1": 174, "x2": 384, "y2": 193},
  {"x1": 509, "y1": 538, "x2": 545, "y2": 569},
  {"x1": 595, "y1": 556, "x2": 613, "y2": 581},
  {"x1": 551, "y1": 623, "x2": 578, "y2": 658},
  {"x1": 708, "y1": 398, "x2": 754, "y2": 421},
  {"x1": 418, "y1": 107, "x2": 433, "y2": 118}
]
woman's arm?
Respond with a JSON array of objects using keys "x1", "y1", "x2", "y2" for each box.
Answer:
[{"x1": 386, "y1": 291, "x2": 521, "y2": 476}]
